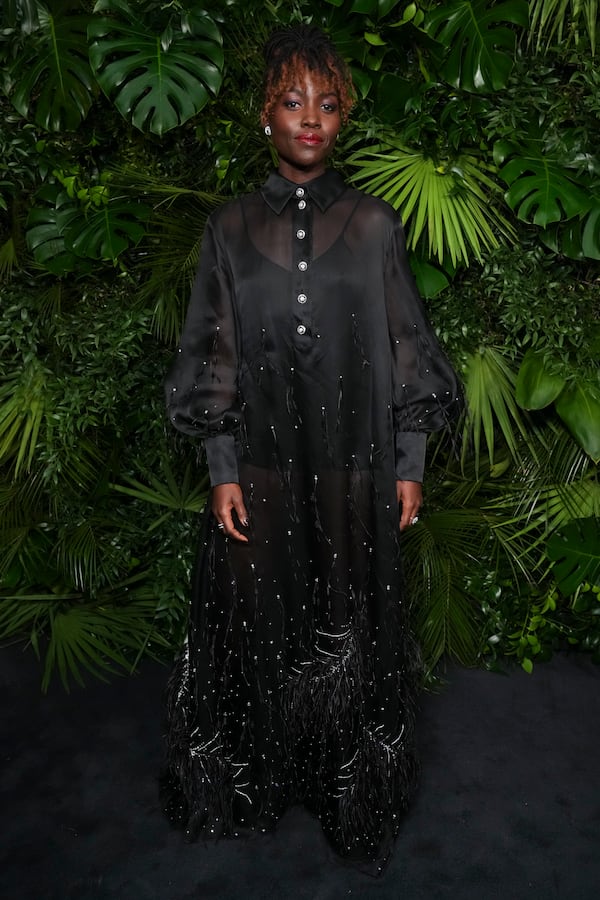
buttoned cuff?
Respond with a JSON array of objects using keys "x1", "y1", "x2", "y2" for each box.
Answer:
[
  {"x1": 204, "y1": 434, "x2": 239, "y2": 486},
  {"x1": 395, "y1": 432, "x2": 427, "y2": 482}
]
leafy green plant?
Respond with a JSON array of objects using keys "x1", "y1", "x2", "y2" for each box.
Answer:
[
  {"x1": 321, "y1": 0, "x2": 421, "y2": 99},
  {"x1": 516, "y1": 350, "x2": 600, "y2": 461},
  {"x1": 483, "y1": 585, "x2": 562, "y2": 673},
  {"x1": 111, "y1": 171, "x2": 220, "y2": 342}
]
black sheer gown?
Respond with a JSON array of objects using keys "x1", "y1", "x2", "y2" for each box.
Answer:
[{"x1": 162, "y1": 169, "x2": 461, "y2": 866}]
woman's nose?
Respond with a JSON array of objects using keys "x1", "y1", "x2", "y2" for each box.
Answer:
[{"x1": 302, "y1": 105, "x2": 321, "y2": 127}]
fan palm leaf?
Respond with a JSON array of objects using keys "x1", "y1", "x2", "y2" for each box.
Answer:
[
  {"x1": 529, "y1": 0, "x2": 597, "y2": 54},
  {"x1": 0, "y1": 471, "x2": 54, "y2": 583},
  {"x1": 111, "y1": 460, "x2": 209, "y2": 531},
  {"x1": 403, "y1": 508, "x2": 489, "y2": 669},
  {"x1": 0, "y1": 588, "x2": 171, "y2": 691},
  {"x1": 441, "y1": 419, "x2": 600, "y2": 581},
  {"x1": 52, "y1": 435, "x2": 108, "y2": 494},
  {"x1": 0, "y1": 358, "x2": 49, "y2": 476},
  {"x1": 488, "y1": 477, "x2": 600, "y2": 567},
  {"x1": 461, "y1": 346, "x2": 538, "y2": 473},
  {"x1": 0, "y1": 596, "x2": 56, "y2": 643},
  {"x1": 138, "y1": 206, "x2": 207, "y2": 344},
  {"x1": 54, "y1": 516, "x2": 126, "y2": 594},
  {"x1": 43, "y1": 599, "x2": 166, "y2": 691},
  {"x1": 476, "y1": 417, "x2": 596, "y2": 560},
  {"x1": 0, "y1": 237, "x2": 18, "y2": 281},
  {"x1": 348, "y1": 143, "x2": 514, "y2": 266},
  {"x1": 112, "y1": 170, "x2": 220, "y2": 342}
]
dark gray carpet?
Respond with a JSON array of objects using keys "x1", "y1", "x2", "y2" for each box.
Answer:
[{"x1": 1, "y1": 646, "x2": 599, "y2": 899}]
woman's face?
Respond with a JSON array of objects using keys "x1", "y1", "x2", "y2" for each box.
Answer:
[{"x1": 265, "y1": 69, "x2": 341, "y2": 183}]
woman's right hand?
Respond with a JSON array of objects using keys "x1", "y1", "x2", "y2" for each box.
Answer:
[{"x1": 211, "y1": 482, "x2": 249, "y2": 542}]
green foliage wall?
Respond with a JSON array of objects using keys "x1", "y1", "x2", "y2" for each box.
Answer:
[{"x1": 1, "y1": 0, "x2": 599, "y2": 688}]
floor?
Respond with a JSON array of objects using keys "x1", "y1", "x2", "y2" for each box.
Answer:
[{"x1": 1, "y1": 645, "x2": 599, "y2": 899}]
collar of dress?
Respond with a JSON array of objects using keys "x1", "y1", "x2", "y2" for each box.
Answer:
[{"x1": 260, "y1": 169, "x2": 347, "y2": 215}]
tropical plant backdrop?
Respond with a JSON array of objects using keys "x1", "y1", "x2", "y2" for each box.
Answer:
[{"x1": 1, "y1": 0, "x2": 599, "y2": 689}]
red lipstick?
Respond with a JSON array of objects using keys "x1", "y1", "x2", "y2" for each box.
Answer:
[{"x1": 296, "y1": 133, "x2": 323, "y2": 145}]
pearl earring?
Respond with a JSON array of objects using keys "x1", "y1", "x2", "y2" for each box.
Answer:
[{"x1": 264, "y1": 125, "x2": 272, "y2": 136}]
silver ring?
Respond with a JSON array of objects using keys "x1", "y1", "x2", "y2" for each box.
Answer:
[
  {"x1": 410, "y1": 516, "x2": 419, "y2": 526},
  {"x1": 217, "y1": 523, "x2": 225, "y2": 530}
]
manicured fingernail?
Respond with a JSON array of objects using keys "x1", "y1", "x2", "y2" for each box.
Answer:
[{"x1": 242, "y1": 517, "x2": 249, "y2": 527}]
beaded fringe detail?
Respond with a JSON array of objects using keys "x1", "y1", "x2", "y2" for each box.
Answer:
[{"x1": 161, "y1": 624, "x2": 421, "y2": 869}]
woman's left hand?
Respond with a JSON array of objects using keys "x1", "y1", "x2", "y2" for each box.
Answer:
[{"x1": 397, "y1": 480, "x2": 423, "y2": 532}]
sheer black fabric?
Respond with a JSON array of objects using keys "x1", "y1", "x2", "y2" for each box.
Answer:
[{"x1": 162, "y1": 170, "x2": 461, "y2": 867}]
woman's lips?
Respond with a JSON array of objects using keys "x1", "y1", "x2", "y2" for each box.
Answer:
[{"x1": 296, "y1": 134, "x2": 323, "y2": 145}]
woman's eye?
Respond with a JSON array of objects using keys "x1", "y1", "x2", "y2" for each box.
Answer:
[
  {"x1": 322, "y1": 103, "x2": 338, "y2": 113},
  {"x1": 284, "y1": 100, "x2": 300, "y2": 109}
]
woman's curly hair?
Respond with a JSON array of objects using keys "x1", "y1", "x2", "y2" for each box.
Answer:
[{"x1": 261, "y1": 25, "x2": 355, "y2": 124}]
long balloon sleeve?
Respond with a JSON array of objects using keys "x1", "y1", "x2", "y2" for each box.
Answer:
[
  {"x1": 165, "y1": 216, "x2": 242, "y2": 484},
  {"x1": 384, "y1": 217, "x2": 462, "y2": 478}
]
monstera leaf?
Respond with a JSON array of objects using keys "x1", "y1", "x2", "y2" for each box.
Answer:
[
  {"x1": 27, "y1": 183, "x2": 150, "y2": 271},
  {"x1": 8, "y1": 1, "x2": 95, "y2": 131},
  {"x1": 546, "y1": 517, "x2": 600, "y2": 596},
  {"x1": 542, "y1": 202, "x2": 600, "y2": 260},
  {"x1": 67, "y1": 199, "x2": 150, "y2": 260},
  {"x1": 88, "y1": 0, "x2": 224, "y2": 135},
  {"x1": 425, "y1": 0, "x2": 529, "y2": 93},
  {"x1": 494, "y1": 140, "x2": 592, "y2": 227},
  {"x1": 26, "y1": 186, "x2": 84, "y2": 274}
]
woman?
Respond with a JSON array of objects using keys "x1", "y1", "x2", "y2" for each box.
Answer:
[{"x1": 163, "y1": 25, "x2": 461, "y2": 867}]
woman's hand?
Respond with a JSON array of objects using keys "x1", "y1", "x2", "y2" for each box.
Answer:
[
  {"x1": 397, "y1": 480, "x2": 423, "y2": 532},
  {"x1": 211, "y1": 482, "x2": 249, "y2": 542}
]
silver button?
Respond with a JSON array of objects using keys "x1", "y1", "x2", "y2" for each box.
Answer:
[
  {"x1": 295, "y1": 187, "x2": 305, "y2": 197},
  {"x1": 297, "y1": 293, "x2": 307, "y2": 304},
  {"x1": 298, "y1": 199, "x2": 306, "y2": 210},
  {"x1": 298, "y1": 260, "x2": 308, "y2": 271},
  {"x1": 296, "y1": 229, "x2": 306, "y2": 239},
  {"x1": 296, "y1": 324, "x2": 306, "y2": 335}
]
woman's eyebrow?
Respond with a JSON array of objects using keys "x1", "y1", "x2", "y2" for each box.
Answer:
[{"x1": 285, "y1": 86, "x2": 339, "y2": 98}]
